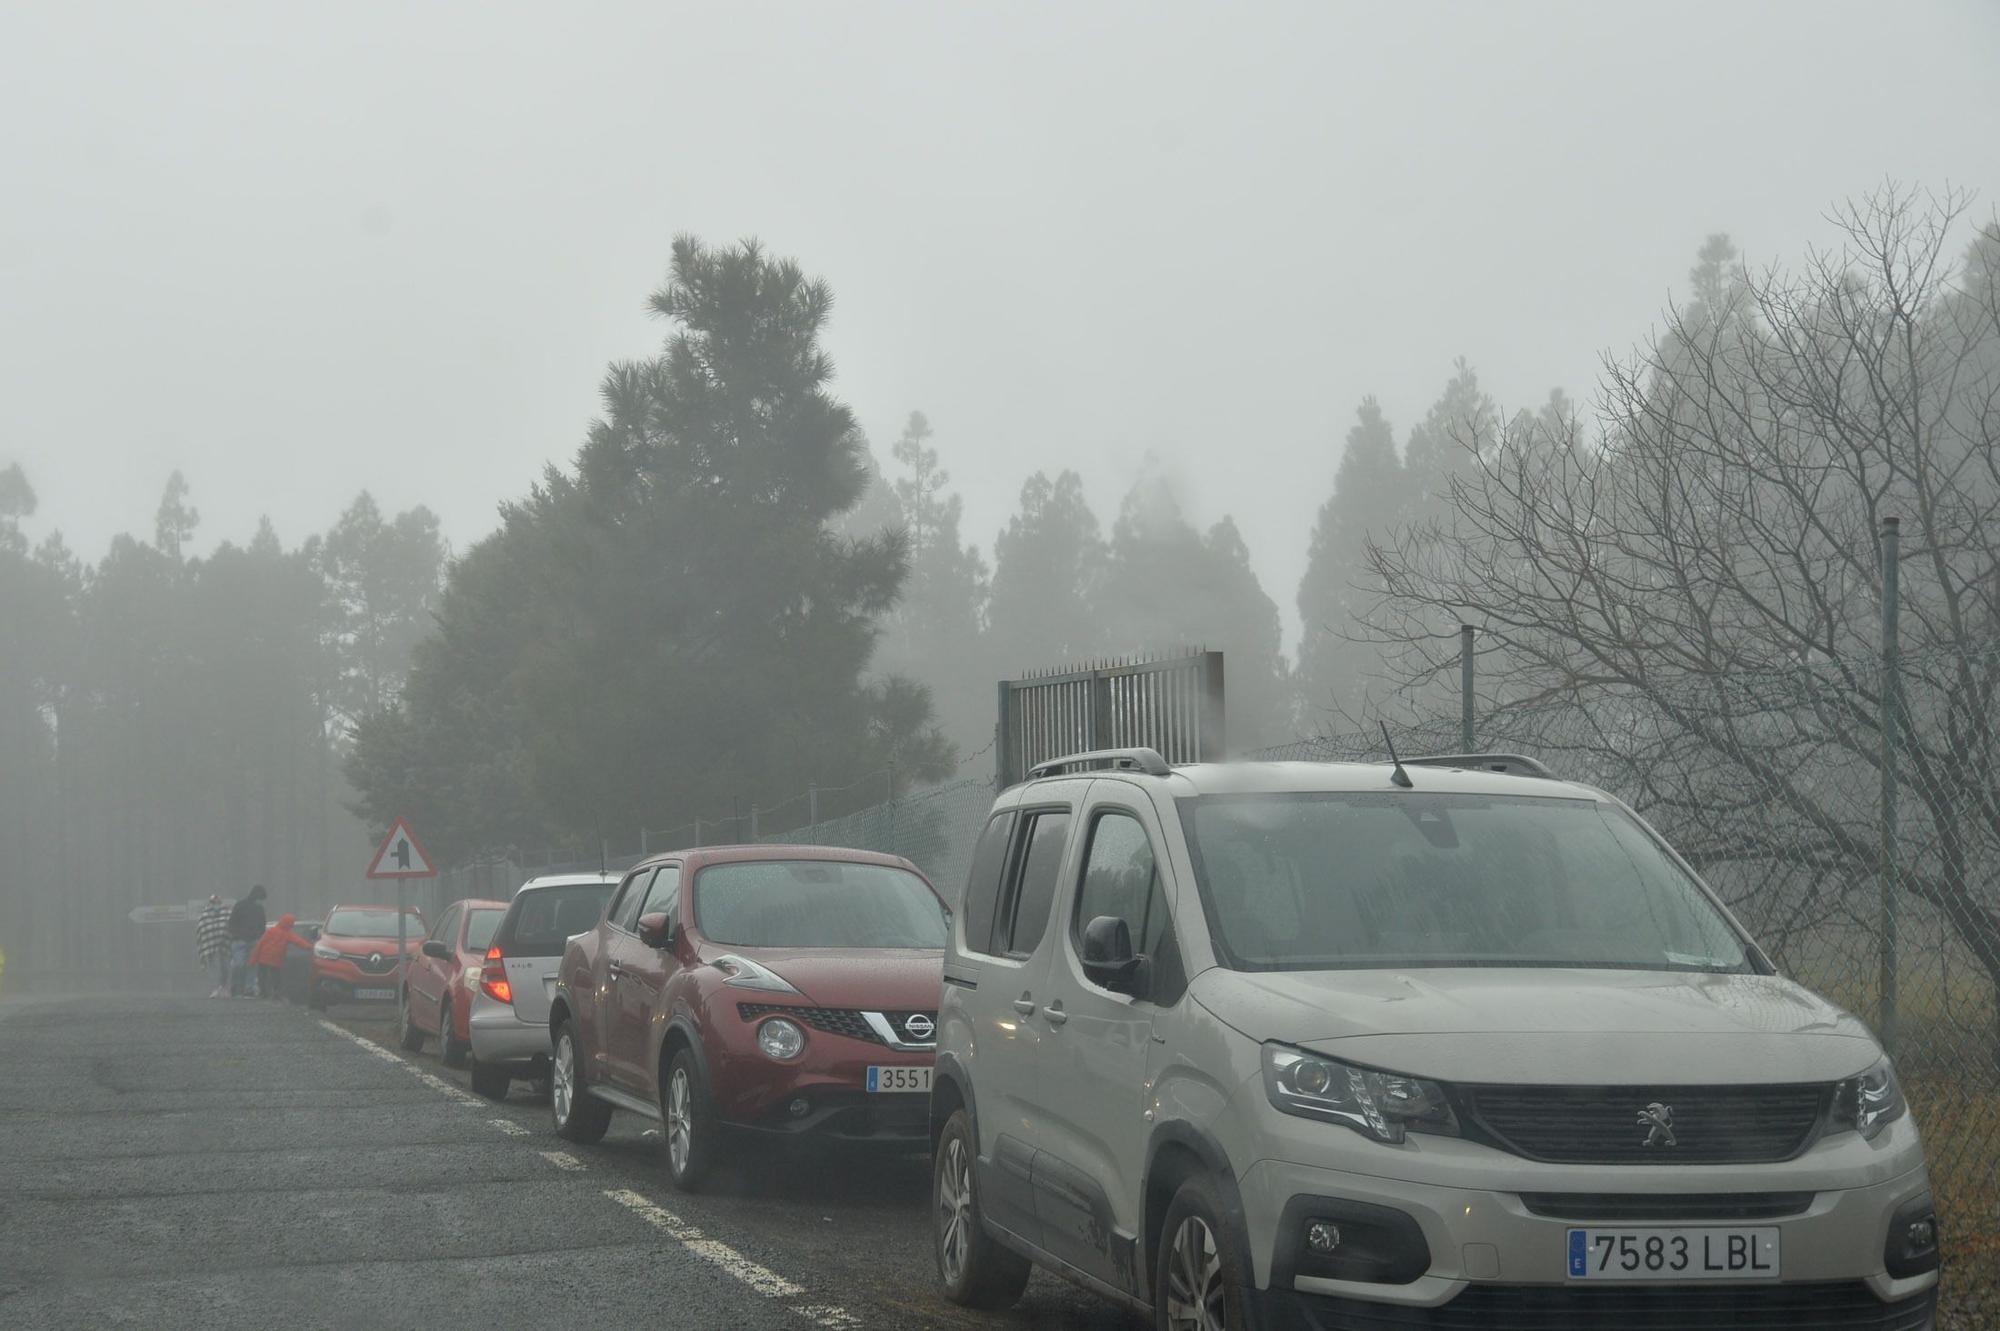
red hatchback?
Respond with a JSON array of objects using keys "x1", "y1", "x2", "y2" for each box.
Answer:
[
  {"x1": 548, "y1": 845, "x2": 948, "y2": 1190},
  {"x1": 401, "y1": 897, "x2": 508, "y2": 1066},
  {"x1": 308, "y1": 904, "x2": 425, "y2": 1009}
]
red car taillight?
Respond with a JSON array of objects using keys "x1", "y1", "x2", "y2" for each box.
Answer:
[{"x1": 480, "y1": 946, "x2": 512, "y2": 1005}]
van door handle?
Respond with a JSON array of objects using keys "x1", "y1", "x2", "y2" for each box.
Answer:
[
  {"x1": 1012, "y1": 996, "x2": 1037, "y2": 1016},
  {"x1": 1043, "y1": 1002, "x2": 1068, "y2": 1027}
]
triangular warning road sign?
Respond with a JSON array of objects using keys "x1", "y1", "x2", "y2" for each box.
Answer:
[{"x1": 366, "y1": 816, "x2": 439, "y2": 879}]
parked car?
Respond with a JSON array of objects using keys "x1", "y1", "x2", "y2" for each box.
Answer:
[
  {"x1": 308, "y1": 904, "x2": 425, "y2": 1009},
  {"x1": 278, "y1": 920, "x2": 322, "y2": 1005},
  {"x1": 930, "y1": 748, "x2": 1938, "y2": 1331},
  {"x1": 400, "y1": 896, "x2": 508, "y2": 1066},
  {"x1": 465, "y1": 872, "x2": 620, "y2": 1100},
  {"x1": 547, "y1": 845, "x2": 949, "y2": 1191}
]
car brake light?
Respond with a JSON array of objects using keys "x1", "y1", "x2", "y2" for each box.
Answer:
[{"x1": 479, "y1": 946, "x2": 512, "y2": 1005}]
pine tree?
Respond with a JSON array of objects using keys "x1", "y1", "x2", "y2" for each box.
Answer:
[
  {"x1": 1295, "y1": 397, "x2": 1405, "y2": 726},
  {"x1": 986, "y1": 470, "x2": 1106, "y2": 673}
]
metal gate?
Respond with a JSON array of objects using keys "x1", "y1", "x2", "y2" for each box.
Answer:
[{"x1": 995, "y1": 650, "x2": 1225, "y2": 787}]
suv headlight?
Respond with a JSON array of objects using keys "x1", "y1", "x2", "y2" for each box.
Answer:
[
  {"x1": 757, "y1": 1017, "x2": 806, "y2": 1061},
  {"x1": 1832, "y1": 1056, "x2": 1907, "y2": 1141},
  {"x1": 312, "y1": 943, "x2": 339, "y2": 960},
  {"x1": 1263, "y1": 1044, "x2": 1458, "y2": 1144}
]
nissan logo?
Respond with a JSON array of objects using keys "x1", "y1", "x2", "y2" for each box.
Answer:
[{"x1": 902, "y1": 1013, "x2": 935, "y2": 1042}]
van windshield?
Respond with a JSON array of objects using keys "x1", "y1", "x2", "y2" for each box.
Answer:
[
  {"x1": 694, "y1": 861, "x2": 947, "y2": 949},
  {"x1": 1179, "y1": 792, "x2": 1751, "y2": 973}
]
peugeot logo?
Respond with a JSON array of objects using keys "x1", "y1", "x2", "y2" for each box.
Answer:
[
  {"x1": 902, "y1": 1013, "x2": 935, "y2": 1042},
  {"x1": 1637, "y1": 1102, "x2": 1677, "y2": 1148}
]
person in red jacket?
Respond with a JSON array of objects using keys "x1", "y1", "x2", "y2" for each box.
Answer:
[{"x1": 251, "y1": 913, "x2": 312, "y2": 999}]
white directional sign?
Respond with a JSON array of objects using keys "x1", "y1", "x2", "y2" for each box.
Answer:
[
  {"x1": 129, "y1": 900, "x2": 208, "y2": 924},
  {"x1": 366, "y1": 816, "x2": 438, "y2": 879}
]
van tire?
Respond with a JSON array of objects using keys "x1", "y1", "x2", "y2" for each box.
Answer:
[
  {"x1": 1155, "y1": 1174, "x2": 1251, "y2": 1331},
  {"x1": 933, "y1": 1109, "x2": 1030, "y2": 1309},
  {"x1": 550, "y1": 1020, "x2": 611, "y2": 1144}
]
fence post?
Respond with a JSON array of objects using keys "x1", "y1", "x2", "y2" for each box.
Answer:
[
  {"x1": 639, "y1": 827, "x2": 648, "y2": 856},
  {"x1": 1090, "y1": 666, "x2": 1113, "y2": 751},
  {"x1": 1459, "y1": 624, "x2": 1476, "y2": 751},
  {"x1": 995, "y1": 681, "x2": 1015, "y2": 790},
  {"x1": 808, "y1": 782, "x2": 819, "y2": 826},
  {"x1": 692, "y1": 818, "x2": 702, "y2": 849},
  {"x1": 1878, "y1": 515, "x2": 1901, "y2": 1057},
  {"x1": 1199, "y1": 651, "x2": 1227, "y2": 761},
  {"x1": 749, "y1": 805, "x2": 760, "y2": 841}
]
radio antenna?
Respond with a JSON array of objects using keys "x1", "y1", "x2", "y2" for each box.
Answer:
[{"x1": 1380, "y1": 721, "x2": 1415, "y2": 789}]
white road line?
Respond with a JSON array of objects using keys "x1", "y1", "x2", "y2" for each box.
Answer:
[
  {"x1": 791, "y1": 1306, "x2": 863, "y2": 1329},
  {"x1": 314, "y1": 1018, "x2": 486, "y2": 1108},
  {"x1": 538, "y1": 1149, "x2": 585, "y2": 1171},
  {"x1": 490, "y1": 1118, "x2": 532, "y2": 1137},
  {"x1": 604, "y1": 1188, "x2": 805, "y2": 1297}
]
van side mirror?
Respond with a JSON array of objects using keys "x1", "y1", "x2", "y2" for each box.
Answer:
[
  {"x1": 637, "y1": 912, "x2": 675, "y2": 950},
  {"x1": 420, "y1": 939, "x2": 450, "y2": 961},
  {"x1": 1081, "y1": 915, "x2": 1143, "y2": 994}
]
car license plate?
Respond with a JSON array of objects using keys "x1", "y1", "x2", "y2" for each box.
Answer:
[
  {"x1": 353, "y1": 987, "x2": 395, "y2": 1001},
  {"x1": 1568, "y1": 1227, "x2": 1779, "y2": 1280},
  {"x1": 866, "y1": 1066, "x2": 931, "y2": 1093}
]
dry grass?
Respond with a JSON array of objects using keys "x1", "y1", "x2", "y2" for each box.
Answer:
[{"x1": 1906, "y1": 1079, "x2": 1999, "y2": 1327}]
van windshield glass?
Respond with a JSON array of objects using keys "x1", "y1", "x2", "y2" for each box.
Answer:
[
  {"x1": 1180, "y1": 792, "x2": 1750, "y2": 973},
  {"x1": 695, "y1": 861, "x2": 947, "y2": 949}
]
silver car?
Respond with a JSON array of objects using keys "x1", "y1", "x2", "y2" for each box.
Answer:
[{"x1": 466, "y1": 872, "x2": 620, "y2": 1099}]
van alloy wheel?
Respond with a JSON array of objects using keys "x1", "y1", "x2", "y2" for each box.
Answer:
[
  {"x1": 552, "y1": 1032, "x2": 575, "y2": 1125},
  {"x1": 937, "y1": 1134, "x2": 973, "y2": 1284},
  {"x1": 666, "y1": 1066, "x2": 693, "y2": 1174},
  {"x1": 1165, "y1": 1215, "x2": 1227, "y2": 1331}
]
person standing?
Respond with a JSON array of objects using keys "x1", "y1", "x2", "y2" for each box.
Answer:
[
  {"x1": 197, "y1": 894, "x2": 231, "y2": 998},
  {"x1": 251, "y1": 913, "x2": 311, "y2": 1000},
  {"x1": 226, "y1": 886, "x2": 267, "y2": 997}
]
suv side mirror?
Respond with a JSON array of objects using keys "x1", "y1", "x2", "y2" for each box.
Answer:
[
  {"x1": 637, "y1": 911, "x2": 675, "y2": 950},
  {"x1": 1081, "y1": 915, "x2": 1143, "y2": 994},
  {"x1": 420, "y1": 939, "x2": 450, "y2": 961}
]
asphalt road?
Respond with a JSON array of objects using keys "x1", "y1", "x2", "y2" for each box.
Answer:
[{"x1": 0, "y1": 990, "x2": 1132, "y2": 1331}]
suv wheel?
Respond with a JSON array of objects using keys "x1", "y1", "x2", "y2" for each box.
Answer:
[
  {"x1": 550, "y1": 1020, "x2": 611, "y2": 1144},
  {"x1": 933, "y1": 1108, "x2": 1030, "y2": 1309},
  {"x1": 1156, "y1": 1175, "x2": 1249, "y2": 1331},
  {"x1": 440, "y1": 1000, "x2": 470, "y2": 1068},
  {"x1": 661, "y1": 1049, "x2": 717, "y2": 1192},
  {"x1": 397, "y1": 994, "x2": 425, "y2": 1051}
]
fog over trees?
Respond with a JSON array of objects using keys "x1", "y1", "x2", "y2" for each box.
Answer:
[{"x1": 4, "y1": 189, "x2": 1996, "y2": 987}]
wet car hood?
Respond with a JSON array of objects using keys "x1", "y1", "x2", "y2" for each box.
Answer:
[
  {"x1": 709, "y1": 946, "x2": 944, "y2": 1011},
  {"x1": 1189, "y1": 966, "x2": 1880, "y2": 1085}
]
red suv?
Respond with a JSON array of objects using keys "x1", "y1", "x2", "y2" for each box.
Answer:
[
  {"x1": 548, "y1": 845, "x2": 948, "y2": 1190},
  {"x1": 308, "y1": 904, "x2": 425, "y2": 1009},
  {"x1": 400, "y1": 896, "x2": 508, "y2": 1066}
]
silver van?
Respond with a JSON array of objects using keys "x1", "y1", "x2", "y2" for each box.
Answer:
[{"x1": 929, "y1": 750, "x2": 1937, "y2": 1330}]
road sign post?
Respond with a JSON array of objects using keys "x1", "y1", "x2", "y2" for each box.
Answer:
[{"x1": 366, "y1": 817, "x2": 439, "y2": 1034}]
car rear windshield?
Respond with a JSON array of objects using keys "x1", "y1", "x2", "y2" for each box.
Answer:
[
  {"x1": 498, "y1": 883, "x2": 616, "y2": 957},
  {"x1": 694, "y1": 861, "x2": 947, "y2": 949},
  {"x1": 324, "y1": 908, "x2": 423, "y2": 937},
  {"x1": 464, "y1": 907, "x2": 505, "y2": 953},
  {"x1": 1180, "y1": 791, "x2": 1752, "y2": 973}
]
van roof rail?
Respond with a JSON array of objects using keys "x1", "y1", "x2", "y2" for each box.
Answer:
[
  {"x1": 1026, "y1": 747, "x2": 1173, "y2": 780},
  {"x1": 1403, "y1": 752, "x2": 1557, "y2": 780}
]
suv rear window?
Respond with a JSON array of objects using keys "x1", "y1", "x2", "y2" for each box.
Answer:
[
  {"x1": 497, "y1": 883, "x2": 617, "y2": 957},
  {"x1": 1181, "y1": 791, "x2": 1751, "y2": 973}
]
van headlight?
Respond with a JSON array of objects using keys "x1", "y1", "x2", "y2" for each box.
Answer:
[
  {"x1": 1832, "y1": 1057, "x2": 1907, "y2": 1140},
  {"x1": 313, "y1": 943, "x2": 339, "y2": 960},
  {"x1": 1263, "y1": 1044, "x2": 1458, "y2": 1144}
]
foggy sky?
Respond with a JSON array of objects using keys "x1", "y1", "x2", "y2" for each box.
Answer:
[{"x1": 4, "y1": 0, "x2": 1997, "y2": 648}]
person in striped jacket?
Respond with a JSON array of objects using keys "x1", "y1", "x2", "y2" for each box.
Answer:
[{"x1": 197, "y1": 895, "x2": 231, "y2": 999}]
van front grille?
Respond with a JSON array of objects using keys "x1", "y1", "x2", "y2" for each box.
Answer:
[
  {"x1": 1519, "y1": 1192, "x2": 1815, "y2": 1222},
  {"x1": 1463, "y1": 1083, "x2": 1828, "y2": 1164}
]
